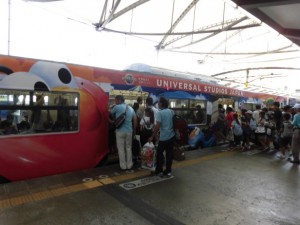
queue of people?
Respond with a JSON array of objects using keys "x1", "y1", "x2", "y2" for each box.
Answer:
[
  {"x1": 109, "y1": 95, "x2": 175, "y2": 177},
  {"x1": 212, "y1": 101, "x2": 300, "y2": 165},
  {"x1": 108, "y1": 95, "x2": 300, "y2": 178}
]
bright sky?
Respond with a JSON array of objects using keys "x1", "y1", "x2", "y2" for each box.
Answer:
[{"x1": 1, "y1": 0, "x2": 300, "y2": 94}]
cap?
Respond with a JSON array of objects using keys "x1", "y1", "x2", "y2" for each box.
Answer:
[
  {"x1": 246, "y1": 110, "x2": 253, "y2": 114},
  {"x1": 293, "y1": 103, "x2": 300, "y2": 109}
]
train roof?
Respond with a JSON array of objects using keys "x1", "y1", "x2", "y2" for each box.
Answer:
[{"x1": 124, "y1": 63, "x2": 219, "y2": 85}]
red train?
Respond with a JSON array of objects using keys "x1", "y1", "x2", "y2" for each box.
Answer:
[{"x1": 0, "y1": 54, "x2": 292, "y2": 183}]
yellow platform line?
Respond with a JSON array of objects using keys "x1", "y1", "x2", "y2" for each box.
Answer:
[
  {"x1": 0, "y1": 151, "x2": 235, "y2": 210},
  {"x1": 0, "y1": 199, "x2": 11, "y2": 209},
  {"x1": 174, "y1": 151, "x2": 236, "y2": 168},
  {"x1": 31, "y1": 190, "x2": 54, "y2": 202}
]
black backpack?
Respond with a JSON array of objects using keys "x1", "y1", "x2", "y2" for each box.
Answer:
[{"x1": 173, "y1": 114, "x2": 188, "y2": 145}]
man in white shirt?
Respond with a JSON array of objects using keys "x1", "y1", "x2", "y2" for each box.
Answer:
[{"x1": 253, "y1": 105, "x2": 261, "y2": 124}]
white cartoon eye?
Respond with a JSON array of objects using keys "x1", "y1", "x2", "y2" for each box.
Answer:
[
  {"x1": 0, "y1": 72, "x2": 49, "y2": 91},
  {"x1": 29, "y1": 61, "x2": 78, "y2": 90}
]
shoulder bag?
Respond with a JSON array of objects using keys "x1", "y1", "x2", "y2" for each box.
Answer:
[{"x1": 114, "y1": 105, "x2": 128, "y2": 129}]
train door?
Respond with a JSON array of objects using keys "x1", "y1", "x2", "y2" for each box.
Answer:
[{"x1": 218, "y1": 97, "x2": 235, "y2": 110}]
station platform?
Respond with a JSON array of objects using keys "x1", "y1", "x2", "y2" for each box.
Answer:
[{"x1": 0, "y1": 144, "x2": 300, "y2": 225}]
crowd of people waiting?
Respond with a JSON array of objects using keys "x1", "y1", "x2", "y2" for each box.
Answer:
[
  {"x1": 211, "y1": 102, "x2": 300, "y2": 164},
  {"x1": 109, "y1": 95, "x2": 176, "y2": 177}
]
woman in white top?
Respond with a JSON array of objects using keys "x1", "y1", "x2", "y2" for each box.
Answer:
[{"x1": 140, "y1": 107, "x2": 154, "y2": 147}]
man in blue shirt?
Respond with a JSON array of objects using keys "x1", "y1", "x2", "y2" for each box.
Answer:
[
  {"x1": 149, "y1": 97, "x2": 175, "y2": 177},
  {"x1": 290, "y1": 103, "x2": 300, "y2": 164},
  {"x1": 111, "y1": 95, "x2": 137, "y2": 171}
]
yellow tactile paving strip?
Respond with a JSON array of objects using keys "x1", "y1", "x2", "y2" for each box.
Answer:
[{"x1": 0, "y1": 151, "x2": 235, "y2": 210}]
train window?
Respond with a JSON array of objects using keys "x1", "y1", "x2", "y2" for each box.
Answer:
[
  {"x1": 170, "y1": 99, "x2": 189, "y2": 108},
  {"x1": 0, "y1": 89, "x2": 79, "y2": 135},
  {"x1": 109, "y1": 89, "x2": 148, "y2": 107},
  {"x1": 169, "y1": 99, "x2": 207, "y2": 125},
  {"x1": 242, "y1": 103, "x2": 256, "y2": 111}
]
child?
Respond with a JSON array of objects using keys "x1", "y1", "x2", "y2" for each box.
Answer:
[{"x1": 278, "y1": 113, "x2": 293, "y2": 159}]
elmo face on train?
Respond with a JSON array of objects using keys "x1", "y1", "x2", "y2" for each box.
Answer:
[{"x1": 0, "y1": 57, "x2": 109, "y2": 183}]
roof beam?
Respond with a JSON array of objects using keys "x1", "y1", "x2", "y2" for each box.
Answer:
[
  {"x1": 96, "y1": 0, "x2": 121, "y2": 29},
  {"x1": 163, "y1": 17, "x2": 245, "y2": 48},
  {"x1": 156, "y1": 0, "x2": 199, "y2": 50},
  {"x1": 95, "y1": 0, "x2": 151, "y2": 30},
  {"x1": 211, "y1": 67, "x2": 300, "y2": 77},
  {"x1": 168, "y1": 16, "x2": 248, "y2": 50}
]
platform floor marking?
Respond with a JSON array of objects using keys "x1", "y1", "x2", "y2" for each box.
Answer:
[
  {"x1": 98, "y1": 178, "x2": 115, "y2": 185},
  {"x1": 9, "y1": 195, "x2": 33, "y2": 206},
  {"x1": 50, "y1": 187, "x2": 70, "y2": 197},
  {"x1": 31, "y1": 190, "x2": 54, "y2": 201},
  {"x1": 173, "y1": 151, "x2": 236, "y2": 168},
  {"x1": 103, "y1": 185, "x2": 185, "y2": 225},
  {"x1": 0, "y1": 199, "x2": 10, "y2": 208},
  {"x1": 0, "y1": 151, "x2": 234, "y2": 209},
  {"x1": 242, "y1": 149, "x2": 263, "y2": 155},
  {"x1": 119, "y1": 175, "x2": 174, "y2": 190}
]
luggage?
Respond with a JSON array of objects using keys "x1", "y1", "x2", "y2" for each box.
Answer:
[
  {"x1": 173, "y1": 144, "x2": 186, "y2": 161},
  {"x1": 188, "y1": 127, "x2": 204, "y2": 149},
  {"x1": 141, "y1": 142, "x2": 156, "y2": 171}
]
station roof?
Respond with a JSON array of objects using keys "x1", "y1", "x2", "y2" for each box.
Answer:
[
  {"x1": 5, "y1": 0, "x2": 300, "y2": 99},
  {"x1": 232, "y1": 0, "x2": 300, "y2": 47}
]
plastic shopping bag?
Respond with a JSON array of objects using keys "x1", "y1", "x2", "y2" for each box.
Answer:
[{"x1": 140, "y1": 142, "x2": 156, "y2": 171}]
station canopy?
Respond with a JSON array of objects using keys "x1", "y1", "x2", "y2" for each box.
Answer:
[{"x1": 6, "y1": 0, "x2": 300, "y2": 98}]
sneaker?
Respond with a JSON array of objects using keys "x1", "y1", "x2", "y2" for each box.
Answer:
[
  {"x1": 164, "y1": 173, "x2": 172, "y2": 178},
  {"x1": 277, "y1": 154, "x2": 285, "y2": 159},
  {"x1": 157, "y1": 172, "x2": 164, "y2": 177},
  {"x1": 151, "y1": 170, "x2": 163, "y2": 176},
  {"x1": 161, "y1": 171, "x2": 172, "y2": 178},
  {"x1": 126, "y1": 169, "x2": 134, "y2": 173}
]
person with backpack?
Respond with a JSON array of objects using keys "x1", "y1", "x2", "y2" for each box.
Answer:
[
  {"x1": 140, "y1": 107, "x2": 154, "y2": 147},
  {"x1": 148, "y1": 97, "x2": 175, "y2": 178},
  {"x1": 111, "y1": 95, "x2": 137, "y2": 172}
]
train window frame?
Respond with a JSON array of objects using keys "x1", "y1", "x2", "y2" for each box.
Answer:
[
  {"x1": 0, "y1": 89, "x2": 79, "y2": 136},
  {"x1": 169, "y1": 98, "x2": 207, "y2": 125},
  {"x1": 109, "y1": 89, "x2": 148, "y2": 107}
]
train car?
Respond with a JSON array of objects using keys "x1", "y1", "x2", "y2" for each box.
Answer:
[
  {"x1": 0, "y1": 55, "x2": 109, "y2": 183},
  {"x1": 0, "y1": 55, "x2": 289, "y2": 182}
]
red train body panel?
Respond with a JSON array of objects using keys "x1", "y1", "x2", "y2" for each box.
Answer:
[{"x1": 0, "y1": 55, "x2": 109, "y2": 182}]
